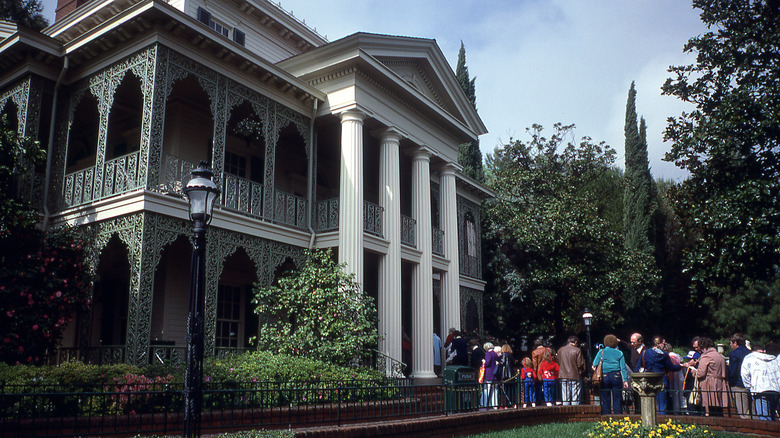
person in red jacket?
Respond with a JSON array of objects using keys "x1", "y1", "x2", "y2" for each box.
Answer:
[
  {"x1": 520, "y1": 357, "x2": 537, "y2": 407},
  {"x1": 538, "y1": 349, "x2": 560, "y2": 406}
]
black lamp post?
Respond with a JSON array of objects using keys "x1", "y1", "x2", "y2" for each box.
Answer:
[
  {"x1": 182, "y1": 162, "x2": 219, "y2": 438},
  {"x1": 582, "y1": 309, "x2": 593, "y2": 377}
]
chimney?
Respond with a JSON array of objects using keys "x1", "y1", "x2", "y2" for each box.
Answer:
[{"x1": 55, "y1": 0, "x2": 90, "y2": 22}]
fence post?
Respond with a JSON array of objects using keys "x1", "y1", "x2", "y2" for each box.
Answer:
[{"x1": 337, "y1": 381, "x2": 342, "y2": 427}]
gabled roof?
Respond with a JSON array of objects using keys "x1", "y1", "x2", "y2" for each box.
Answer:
[{"x1": 278, "y1": 32, "x2": 487, "y2": 142}]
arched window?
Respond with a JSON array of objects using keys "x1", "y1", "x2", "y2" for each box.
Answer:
[{"x1": 466, "y1": 212, "x2": 477, "y2": 257}]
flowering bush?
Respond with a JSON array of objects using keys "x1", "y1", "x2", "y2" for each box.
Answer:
[
  {"x1": 0, "y1": 226, "x2": 92, "y2": 364},
  {"x1": 107, "y1": 373, "x2": 175, "y2": 414},
  {"x1": 587, "y1": 418, "x2": 713, "y2": 438}
]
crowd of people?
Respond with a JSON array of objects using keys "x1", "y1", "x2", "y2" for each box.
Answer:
[
  {"x1": 439, "y1": 328, "x2": 780, "y2": 420},
  {"x1": 441, "y1": 330, "x2": 587, "y2": 409}
]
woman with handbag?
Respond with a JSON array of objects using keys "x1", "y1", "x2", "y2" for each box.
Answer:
[
  {"x1": 682, "y1": 336, "x2": 728, "y2": 417},
  {"x1": 592, "y1": 334, "x2": 630, "y2": 414}
]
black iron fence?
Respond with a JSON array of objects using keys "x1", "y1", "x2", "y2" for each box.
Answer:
[
  {"x1": 593, "y1": 384, "x2": 779, "y2": 421},
  {"x1": 0, "y1": 378, "x2": 777, "y2": 437}
]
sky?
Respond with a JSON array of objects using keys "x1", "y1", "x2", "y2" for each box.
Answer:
[{"x1": 42, "y1": 0, "x2": 709, "y2": 180}]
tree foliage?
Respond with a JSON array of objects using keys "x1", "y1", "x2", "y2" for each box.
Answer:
[
  {"x1": 0, "y1": 115, "x2": 92, "y2": 364},
  {"x1": 455, "y1": 41, "x2": 484, "y2": 182},
  {"x1": 0, "y1": 0, "x2": 48, "y2": 31},
  {"x1": 623, "y1": 82, "x2": 656, "y2": 253},
  {"x1": 251, "y1": 248, "x2": 379, "y2": 367},
  {"x1": 662, "y1": 0, "x2": 780, "y2": 334},
  {"x1": 484, "y1": 124, "x2": 659, "y2": 340}
]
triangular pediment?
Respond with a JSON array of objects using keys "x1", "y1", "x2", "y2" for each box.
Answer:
[
  {"x1": 278, "y1": 32, "x2": 486, "y2": 139},
  {"x1": 374, "y1": 57, "x2": 446, "y2": 109}
]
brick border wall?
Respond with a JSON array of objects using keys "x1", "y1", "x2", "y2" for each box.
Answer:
[
  {"x1": 294, "y1": 405, "x2": 600, "y2": 438},
  {"x1": 293, "y1": 406, "x2": 780, "y2": 438}
]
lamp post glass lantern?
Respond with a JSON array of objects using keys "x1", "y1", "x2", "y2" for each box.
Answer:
[
  {"x1": 182, "y1": 162, "x2": 219, "y2": 437},
  {"x1": 582, "y1": 309, "x2": 593, "y2": 378}
]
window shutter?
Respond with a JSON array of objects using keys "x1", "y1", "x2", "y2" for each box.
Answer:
[
  {"x1": 233, "y1": 29, "x2": 246, "y2": 46},
  {"x1": 197, "y1": 7, "x2": 211, "y2": 25}
]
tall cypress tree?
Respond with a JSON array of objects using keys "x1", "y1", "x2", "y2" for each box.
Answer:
[
  {"x1": 623, "y1": 82, "x2": 653, "y2": 252},
  {"x1": 455, "y1": 42, "x2": 484, "y2": 182}
]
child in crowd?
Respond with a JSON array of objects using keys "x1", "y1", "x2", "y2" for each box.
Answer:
[
  {"x1": 520, "y1": 357, "x2": 537, "y2": 408},
  {"x1": 539, "y1": 349, "x2": 560, "y2": 406}
]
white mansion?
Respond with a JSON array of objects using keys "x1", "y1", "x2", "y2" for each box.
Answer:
[{"x1": 0, "y1": 0, "x2": 490, "y2": 378}]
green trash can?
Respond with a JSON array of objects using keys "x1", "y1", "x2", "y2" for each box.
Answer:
[{"x1": 443, "y1": 365, "x2": 478, "y2": 412}]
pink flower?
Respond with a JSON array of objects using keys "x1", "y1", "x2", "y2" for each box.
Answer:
[
  {"x1": 6, "y1": 310, "x2": 13, "y2": 317},
  {"x1": 55, "y1": 291, "x2": 62, "y2": 298},
  {"x1": 32, "y1": 325, "x2": 39, "y2": 330}
]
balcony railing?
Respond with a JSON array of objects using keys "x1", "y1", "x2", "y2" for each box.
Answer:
[
  {"x1": 363, "y1": 200, "x2": 383, "y2": 236},
  {"x1": 48, "y1": 345, "x2": 127, "y2": 366},
  {"x1": 316, "y1": 198, "x2": 339, "y2": 231},
  {"x1": 63, "y1": 151, "x2": 140, "y2": 208},
  {"x1": 273, "y1": 189, "x2": 307, "y2": 228},
  {"x1": 401, "y1": 214, "x2": 416, "y2": 247},
  {"x1": 160, "y1": 153, "x2": 196, "y2": 195},
  {"x1": 315, "y1": 198, "x2": 384, "y2": 237},
  {"x1": 222, "y1": 173, "x2": 263, "y2": 217},
  {"x1": 432, "y1": 227, "x2": 444, "y2": 256}
]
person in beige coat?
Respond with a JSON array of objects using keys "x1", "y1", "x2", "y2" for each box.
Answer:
[{"x1": 683, "y1": 336, "x2": 729, "y2": 416}]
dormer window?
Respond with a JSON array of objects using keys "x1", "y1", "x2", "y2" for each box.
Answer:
[{"x1": 197, "y1": 7, "x2": 245, "y2": 47}]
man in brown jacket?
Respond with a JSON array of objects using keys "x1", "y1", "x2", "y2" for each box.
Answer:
[{"x1": 558, "y1": 336, "x2": 585, "y2": 405}]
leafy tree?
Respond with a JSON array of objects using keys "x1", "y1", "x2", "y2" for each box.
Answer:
[
  {"x1": 484, "y1": 124, "x2": 659, "y2": 340},
  {"x1": 455, "y1": 41, "x2": 484, "y2": 182},
  {"x1": 708, "y1": 278, "x2": 780, "y2": 345},
  {"x1": 0, "y1": 115, "x2": 92, "y2": 364},
  {"x1": 251, "y1": 248, "x2": 379, "y2": 367},
  {"x1": 650, "y1": 179, "x2": 701, "y2": 342},
  {"x1": 590, "y1": 166, "x2": 624, "y2": 236},
  {"x1": 662, "y1": 0, "x2": 780, "y2": 334},
  {"x1": 0, "y1": 0, "x2": 48, "y2": 31}
]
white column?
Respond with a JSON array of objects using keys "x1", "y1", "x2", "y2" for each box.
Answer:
[
  {"x1": 378, "y1": 129, "x2": 403, "y2": 376},
  {"x1": 439, "y1": 163, "x2": 461, "y2": 338},
  {"x1": 410, "y1": 148, "x2": 435, "y2": 379},
  {"x1": 338, "y1": 110, "x2": 366, "y2": 287}
]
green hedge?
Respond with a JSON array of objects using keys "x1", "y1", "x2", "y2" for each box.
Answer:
[
  {"x1": 0, "y1": 351, "x2": 384, "y2": 387},
  {"x1": 205, "y1": 350, "x2": 383, "y2": 384},
  {"x1": 0, "y1": 351, "x2": 393, "y2": 416}
]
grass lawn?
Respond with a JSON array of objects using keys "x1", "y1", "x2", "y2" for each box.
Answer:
[{"x1": 462, "y1": 421, "x2": 744, "y2": 438}]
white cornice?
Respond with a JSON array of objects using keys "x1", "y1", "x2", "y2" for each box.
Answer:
[
  {"x1": 460, "y1": 275, "x2": 486, "y2": 291},
  {"x1": 456, "y1": 172, "x2": 494, "y2": 201},
  {"x1": 50, "y1": 190, "x2": 313, "y2": 248}
]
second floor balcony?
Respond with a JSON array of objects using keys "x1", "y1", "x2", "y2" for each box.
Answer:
[{"x1": 61, "y1": 153, "x2": 451, "y2": 258}]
